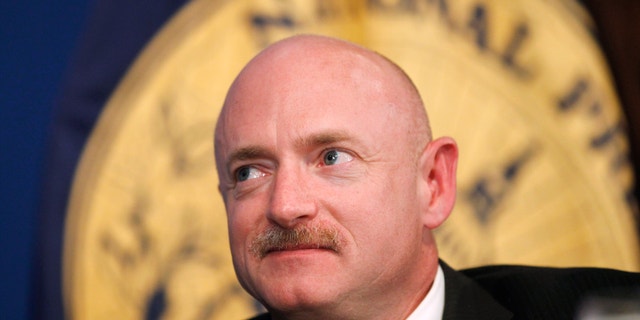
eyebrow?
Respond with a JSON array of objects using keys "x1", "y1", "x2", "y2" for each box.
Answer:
[
  {"x1": 294, "y1": 130, "x2": 353, "y2": 150},
  {"x1": 226, "y1": 146, "x2": 273, "y2": 166},
  {"x1": 224, "y1": 130, "x2": 356, "y2": 169}
]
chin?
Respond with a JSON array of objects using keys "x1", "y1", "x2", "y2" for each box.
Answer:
[
  {"x1": 262, "y1": 290, "x2": 335, "y2": 315},
  {"x1": 255, "y1": 273, "x2": 343, "y2": 313}
]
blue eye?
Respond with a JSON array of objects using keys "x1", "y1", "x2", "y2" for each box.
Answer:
[
  {"x1": 235, "y1": 166, "x2": 264, "y2": 182},
  {"x1": 323, "y1": 149, "x2": 353, "y2": 166}
]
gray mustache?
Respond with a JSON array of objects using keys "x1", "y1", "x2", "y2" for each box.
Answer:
[{"x1": 250, "y1": 225, "x2": 343, "y2": 258}]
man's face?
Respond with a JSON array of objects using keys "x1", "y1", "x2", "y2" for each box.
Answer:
[{"x1": 215, "y1": 42, "x2": 437, "y2": 315}]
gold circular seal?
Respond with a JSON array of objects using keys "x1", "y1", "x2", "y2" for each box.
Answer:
[{"x1": 64, "y1": 0, "x2": 640, "y2": 319}]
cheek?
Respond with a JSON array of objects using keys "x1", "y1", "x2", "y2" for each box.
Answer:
[
  {"x1": 328, "y1": 181, "x2": 398, "y2": 233},
  {"x1": 227, "y1": 217, "x2": 248, "y2": 273},
  {"x1": 228, "y1": 216, "x2": 247, "y2": 248},
  {"x1": 348, "y1": 181, "x2": 423, "y2": 260},
  {"x1": 226, "y1": 201, "x2": 259, "y2": 256},
  {"x1": 227, "y1": 206, "x2": 260, "y2": 284},
  {"x1": 340, "y1": 171, "x2": 419, "y2": 235},
  {"x1": 226, "y1": 190, "x2": 273, "y2": 253}
]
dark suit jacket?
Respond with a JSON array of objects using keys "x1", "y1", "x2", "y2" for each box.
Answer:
[
  {"x1": 441, "y1": 261, "x2": 639, "y2": 319},
  {"x1": 250, "y1": 261, "x2": 640, "y2": 319}
]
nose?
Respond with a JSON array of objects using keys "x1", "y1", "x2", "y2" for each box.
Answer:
[{"x1": 267, "y1": 164, "x2": 318, "y2": 228}]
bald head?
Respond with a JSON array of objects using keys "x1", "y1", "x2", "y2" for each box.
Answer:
[{"x1": 215, "y1": 35, "x2": 431, "y2": 168}]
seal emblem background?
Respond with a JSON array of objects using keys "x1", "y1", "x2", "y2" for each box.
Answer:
[{"x1": 64, "y1": 0, "x2": 640, "y2": 318}]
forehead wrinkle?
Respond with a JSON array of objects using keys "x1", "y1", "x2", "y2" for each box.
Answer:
[{"x1": 293, "y1": 130, "x2": 353, "y2": 151}]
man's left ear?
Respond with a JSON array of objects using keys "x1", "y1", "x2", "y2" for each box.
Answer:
[{"x1": 418, "y1": 137, "x2": 458, "y2": 229}]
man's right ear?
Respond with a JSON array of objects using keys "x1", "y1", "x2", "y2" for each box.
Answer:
[{"x1": 417, "y1": 137, "x2": 458, "y2": 229}]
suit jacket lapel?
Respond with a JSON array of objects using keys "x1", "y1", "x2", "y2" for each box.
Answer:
[{"x1": 440, "y1": 261, "x2": 513, "y2": 320}]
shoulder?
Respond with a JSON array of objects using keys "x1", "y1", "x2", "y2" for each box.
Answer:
[
  {"x1": 460, "y1": 264, "x2": 640, "y2": 318},
  {"x1": 461, "y1": 264, "x2": 640, "y2": 292}
]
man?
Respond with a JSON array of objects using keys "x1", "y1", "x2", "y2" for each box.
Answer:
[{"x1": 214, "y1": 34, "x2": 640, "y2": 319}]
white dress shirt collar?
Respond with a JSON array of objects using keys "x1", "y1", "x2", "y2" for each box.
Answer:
[{"x1": 405, "y1": 264, "x2": 445, "y2": 320}]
